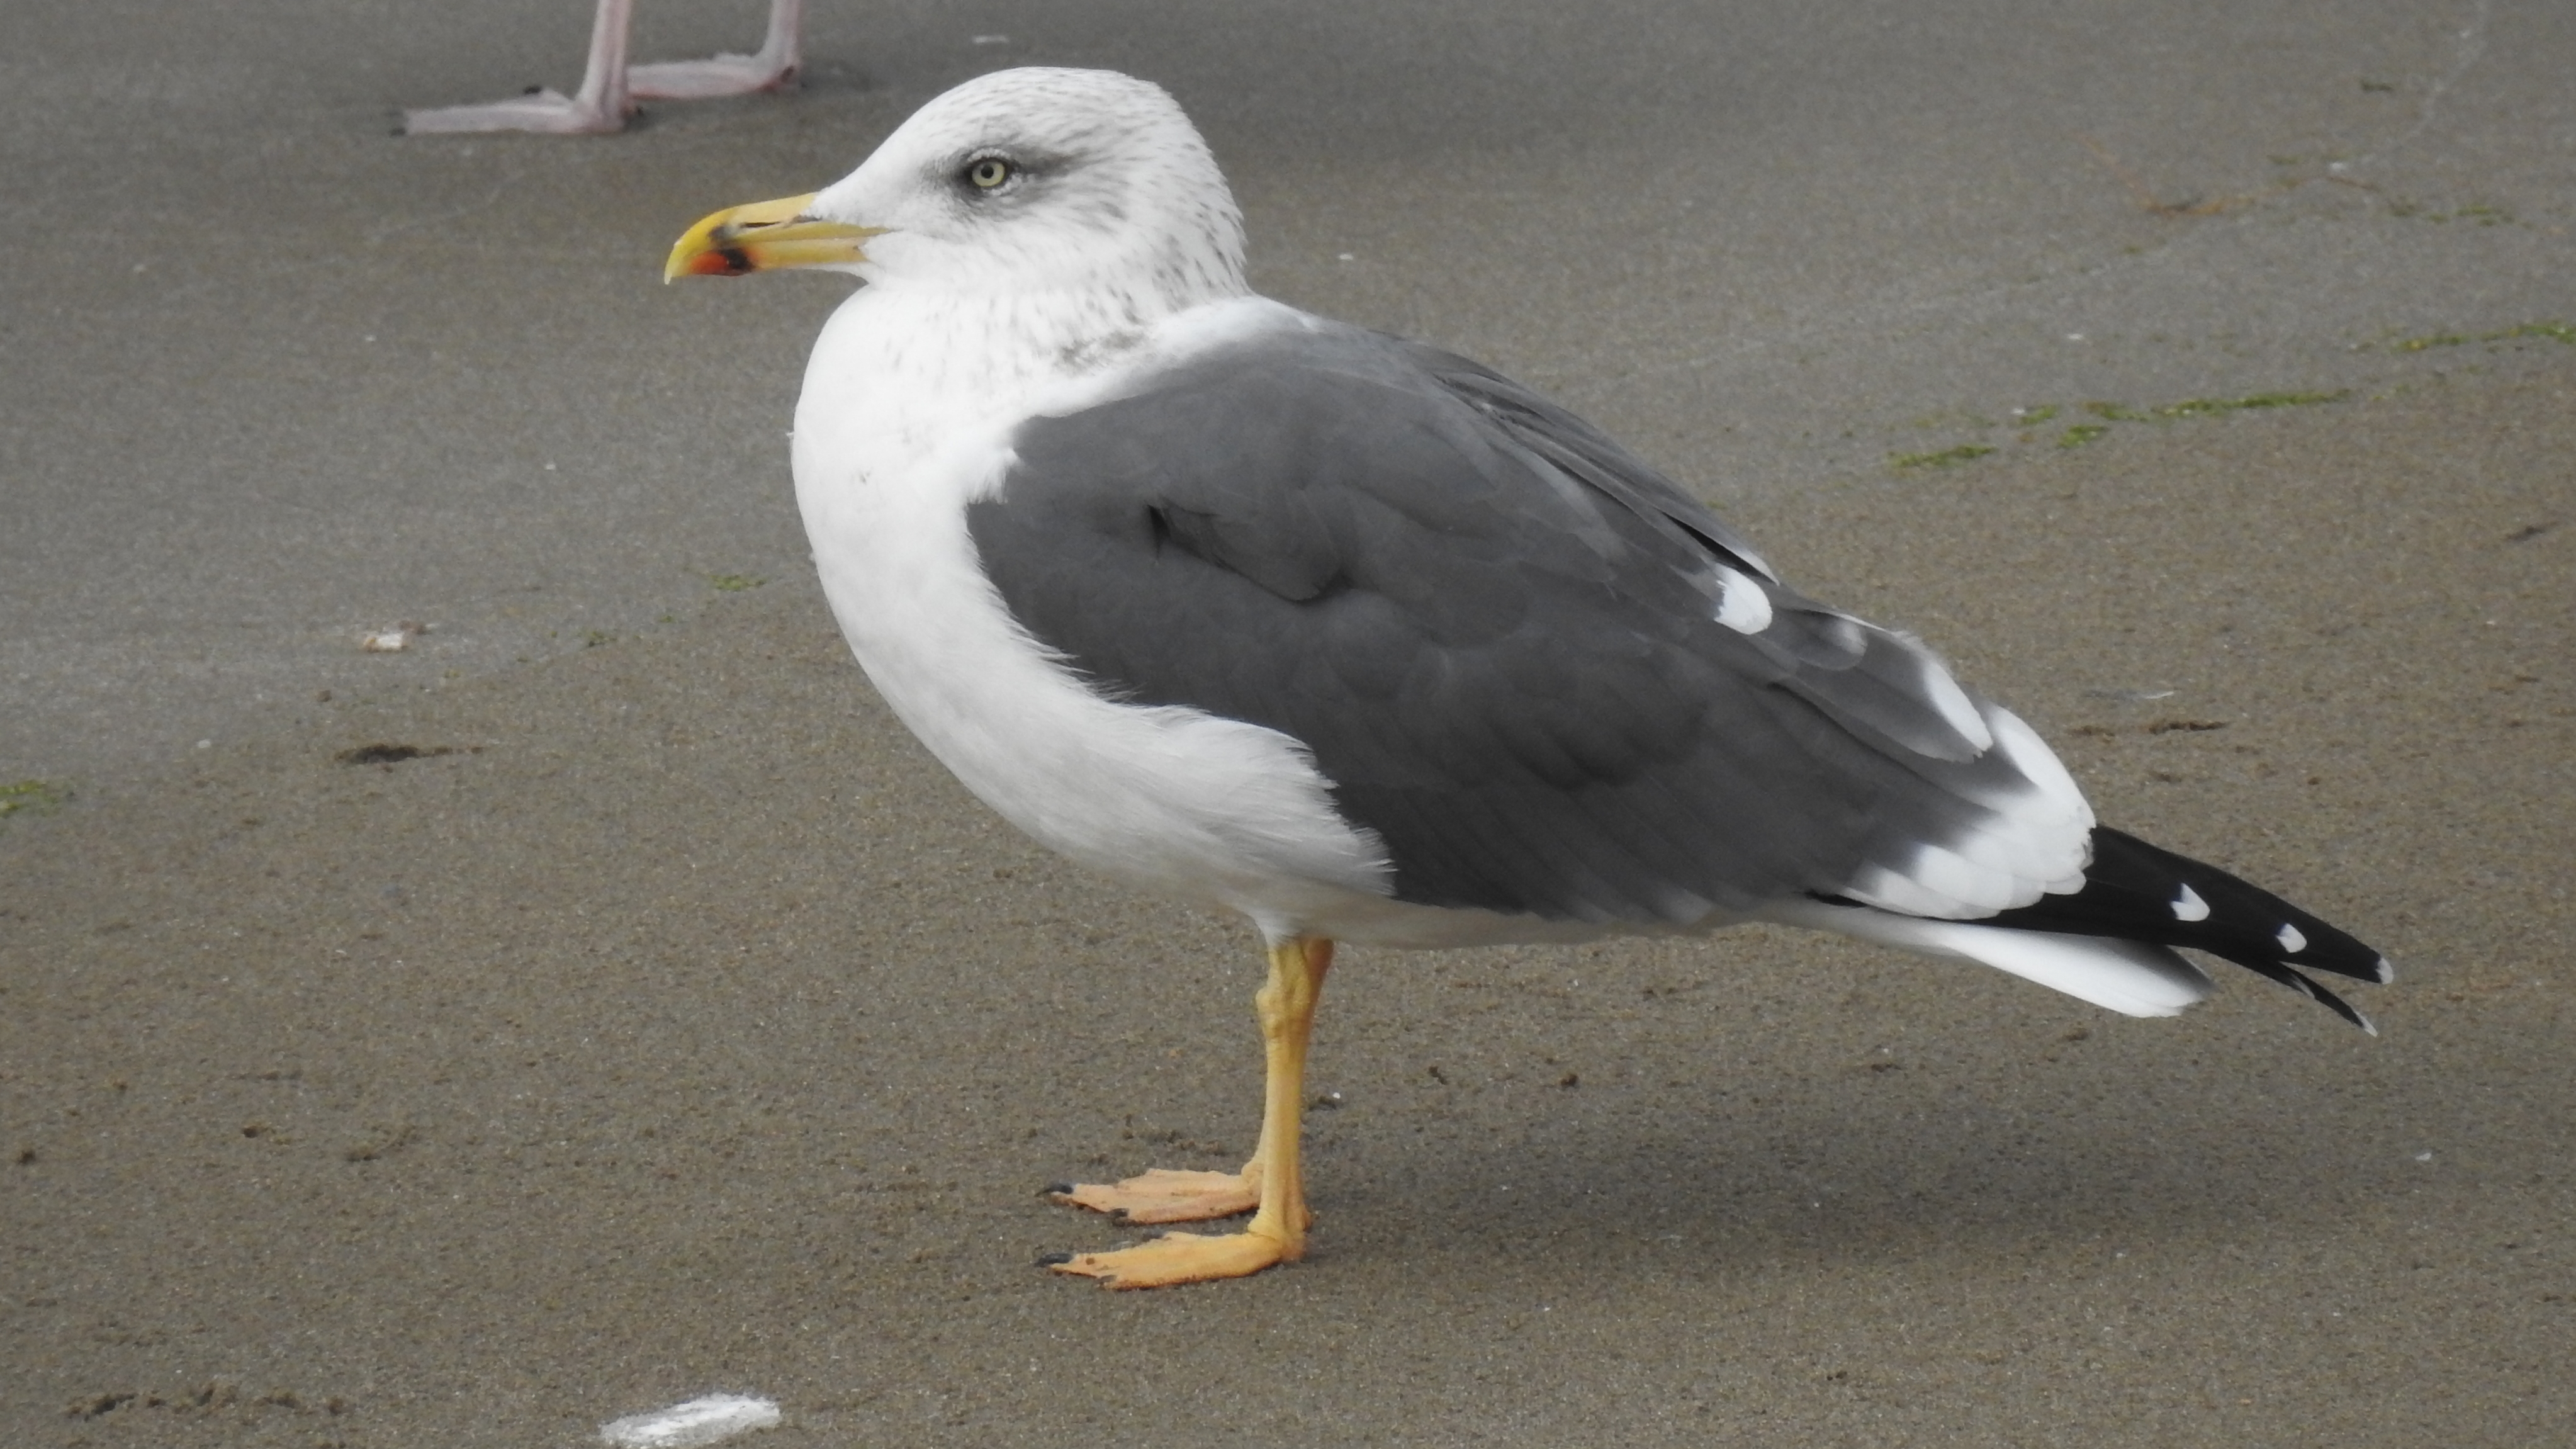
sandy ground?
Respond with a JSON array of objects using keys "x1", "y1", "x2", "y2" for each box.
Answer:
[{"x1": 5, "y1": 1, "x2": 2572, "y2": 1445}]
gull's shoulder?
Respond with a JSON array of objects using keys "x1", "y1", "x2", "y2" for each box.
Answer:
[{"x1": 1092, "y1": 295, "x2": 1329, "y2": 390}]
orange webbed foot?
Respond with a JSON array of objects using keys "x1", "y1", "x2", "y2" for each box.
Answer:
[
  {"x1": 1040, "y1": 1226, "x2": 1294, "y2": 1288},
  {"x1": 1046, "y1": 1166, "x2": 1261, "y2": 1224}
]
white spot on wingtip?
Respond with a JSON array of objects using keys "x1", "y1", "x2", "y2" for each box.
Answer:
[
  {"x1": 1712, "y1": 567, "x2": 1772, "y2": 634},
  {"x1": 600, "y1": 1395, "x2": 782, "y2": 1448},
  {"x1": 2374, "y1": 957, "x2": 2397, "y2": 984},
  {"x1": 2170, "y1": 883, "x2": 2210, "y2": 922},
  {"x1": 2276, "y1": 923, "x2": 2308, "y2": 954}
]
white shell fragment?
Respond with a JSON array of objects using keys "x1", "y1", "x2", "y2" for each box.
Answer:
[
  {"x1": 599, "y1": 1394, "x2": 783, "y2": 1448},
  {"x1": 361, "y1": 620, "x2": 429, "y2": 653}
]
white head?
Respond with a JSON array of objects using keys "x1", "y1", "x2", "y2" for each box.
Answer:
[{"x1": 798, "y1": 69, "x2": 1246, "y2": 316}]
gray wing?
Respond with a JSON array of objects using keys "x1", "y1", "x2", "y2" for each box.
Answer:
[{"x1": 969, "y1": 322, "x2": 2050, "y2": 925}]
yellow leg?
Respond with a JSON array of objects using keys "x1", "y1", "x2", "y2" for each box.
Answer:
[{"x1": 1045, "y1": 937, "x2": 1332, "y2": 1288}]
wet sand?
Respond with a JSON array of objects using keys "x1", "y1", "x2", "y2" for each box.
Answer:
[{"x1": 6, "y1": 2, "x2": 2572, "y2": 1445}]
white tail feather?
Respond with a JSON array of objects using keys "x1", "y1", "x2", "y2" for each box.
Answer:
[{"x1": 1767, "y1": 899, "x2": 2215, "y2": 1017}]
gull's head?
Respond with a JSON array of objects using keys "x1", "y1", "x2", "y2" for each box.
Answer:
[{"x1": 668, "y1": 68, "x2": 1246, "y2": 315}]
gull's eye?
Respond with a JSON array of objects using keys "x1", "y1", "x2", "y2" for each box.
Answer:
[{"x1": 964, "y1": 156, "x2": 1015, "y2": 191}]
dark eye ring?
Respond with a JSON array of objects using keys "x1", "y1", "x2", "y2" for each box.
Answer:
[{"x1": 965, "y1": 156, "x2": 1014, "y2": 190}]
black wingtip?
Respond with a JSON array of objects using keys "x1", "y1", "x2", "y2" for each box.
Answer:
[
  {"x1": 1984, "y1": 828, "x2": 2391, "y2": 1027},
  {"x1": 2275, "y1": 962, "x2": 2375, "y2": 1034}
]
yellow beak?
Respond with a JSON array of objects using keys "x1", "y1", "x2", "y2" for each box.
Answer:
[{"x1": 663, "y1": 192, "x2": 885, "y2": 281}]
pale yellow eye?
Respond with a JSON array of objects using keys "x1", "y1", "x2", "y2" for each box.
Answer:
[{"x1": 966, "y1": 157, "x2": 1013, "y2": 189}]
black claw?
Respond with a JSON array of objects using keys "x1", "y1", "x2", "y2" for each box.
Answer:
[
  {"x1": 1041, "y1": 1182, "x2": 1076, "y2": 1197},
  {"x1": 1035, "y1": 1251, "x2": 1074, "y2": 1266}
]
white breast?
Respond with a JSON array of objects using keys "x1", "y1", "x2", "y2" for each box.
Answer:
[{"x1": 789, "y1": 286, "x2": 1407, "y2": 942}]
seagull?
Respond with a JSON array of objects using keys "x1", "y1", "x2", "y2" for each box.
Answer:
[
  {"x1": 664, "y1": 67, "x2": 2390, "y2": 1288},
  {"x1": 405, "y1": 0, "x2": 802, "y2": 135}
]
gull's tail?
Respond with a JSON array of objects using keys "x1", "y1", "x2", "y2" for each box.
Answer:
[{"x1": 1773, "y1": 827, "x2": 2390, "y2": 1032}]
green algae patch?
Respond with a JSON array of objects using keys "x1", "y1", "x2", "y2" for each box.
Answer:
[
  {"x1": 2083, "y1": 401, "x2": 2154, "y2": 422},
  {"x1": 1890, "y1": 444, "x2": 1998, "y2": 471},
  {"x1": 1891, "y1": 386, "x2": 2348, "y2": 473},
  {"x1": 2080, "y1": 392, "x2": 2344, "y2": 425},
  {"x1": 0, "y1": 779, "x2": 71, "y2": 823},
  {"x1": 709, "y1": 573, "x2": 767, "y2": 592},
  {"x1": 2387, "y1": 322, "x2": 2575, "y2": 353},
  {"x1": 2388, "y1": 201, "x2": 2517, "y2": 225},
  {"x1": 2152, "y1": 390, "x2": 2347, "y2": 418}
]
